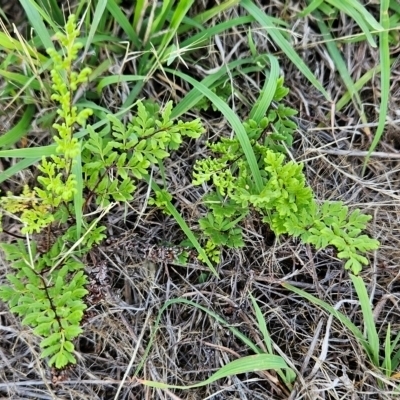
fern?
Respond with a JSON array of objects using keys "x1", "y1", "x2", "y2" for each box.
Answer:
[
  {"x1": 0, "y1": 239, "x2": 88, "y2": 368},
  {"x1": 0, "y1": 16, "x2": 92, "y2": 369},
  {"x1": 83, "y1": 101, "x2": 204, "y2": 206},
  {"x1": 0, "y1": 15, "x2": 206, "y2": 370},
  {"x1": 0, "y1": 13, "x2": 380, "y2": 374},
  {"x1": 193, "y1": 79, "x2": 379, "y2": 274}
]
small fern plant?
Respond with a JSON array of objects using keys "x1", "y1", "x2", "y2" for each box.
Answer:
[
  {"x1": 0, "y1": 239, "x2": 88, "y2": 368},
  {"x1": 83, "y1": 99, "x2": 203, "y2": 206},
  {"x1": 0, "y1": 15, "x2": 204, "y2": 369},
  {"x1": 193, "y1": 78, "x2": 379, "y2": 273},
  {"x1": 0, "y1": 15, "x2": 92, "y2": 369}
]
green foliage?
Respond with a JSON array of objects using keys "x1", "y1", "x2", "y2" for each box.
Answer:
[
  {"x1": 195, "y1": 83, "x2": 232, "y2": 112},
  {"x1": 0, "y1": 10, "x2": 381, "y2": 375},
  {"x1": 148, "y1": 189, "x2": 173, "y2": 215},
  {"x1": 284, "y1": 274, "x2": 400, "y2": 382},
  {"x1": 0, "y1": 17, "x2": 96, "y2": 367},
  {"x1": 199, "y1": 193, "x2": 247, "y2": 248},
  {"x1": 193, "y1": 78, "x2": 379, "y2": 274},
  {"x1": 303, "y1": 203, "x2": 380, "y2": 274},
  {"x1": 0, "y1": 15, "x2": 92, "y2": 235},
  {"x1": 83, "y1": 101, "x2": 204, "y2": 206},
  {"x1": 0, "y1": 15, "x2": 205, "y2": 370},
  {"x1": 0, "y1": 239, "x2": 88, "y2": 369},
  {"x1": 198, "y1": 240, "x2": 221, "y2": 264}
]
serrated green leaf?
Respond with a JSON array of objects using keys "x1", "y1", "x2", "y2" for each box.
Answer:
[
  {"x1": 53, "y1": 351, "x2": 68, "y2": 369},
  {"x1": 40, "y1": 332, "x2": 62, "y2": 348},
  {"x1": 84, "y1": 143, "x2": 102, "y2": 154},
  {"x1": 64, "y1": 324, "x2": 83, "y2": 340},
  {"x1": 41, "y1": 343, "x2": 61, "y2": 359},
  {"x1": 344, "y1": 258, "x2": 363, "y2": 274},
  {"x1": 22, "y1": 312, "x2": 42, "y2": 326},
  {"x1": 10, "y1": 304, "x2": 29, "y2": 314},
  {"x1": 63, "y1": 349, "x2": 76, "y2": 365},
  {"x1": 72, "y1": 288, "x2": 88, "y2": 298},
  {"x1": 152, "y1": 148, "x2": 169, "y2": 159},
  {"x1": 105, "y1": 151, "x2": 118, "y2": 165},
  {"x1": 54, "y1": 275, "x2": 64, "y2": 293},
  {"x1": 6, "y1": 274, "x2": 26, "y2": 291},
  {"x1": 25, "y1": 283, "x2": 46, "y2": 298},
  {"x1": 55, "y1": 291, "x2": 72, "y2": 307},
  {"x1": 0, "y1": 285, "x2": 17, "y2": 301},
  {"x1": 36, "y1": 314, "x2": 53, "y2": 324},
  {"x1": 33, "y1": 321, "x2": 53, "y2": 336},
  {"x1": 116, "y1": 152, "x2": 127, "y2": 167},
  {"x1": 84, "y1": 160, "x2": 103, "y2": 169},
  {"x1": 66, "y1": 310, "x2": 84, "y2": 324},
  {"x1": 63, "y1": 340, "x2": 75, "y2": 353}
]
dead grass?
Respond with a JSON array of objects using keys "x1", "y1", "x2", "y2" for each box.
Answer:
[{"x1": 1, "y1": 0, "x2": 400, "y2": 399}]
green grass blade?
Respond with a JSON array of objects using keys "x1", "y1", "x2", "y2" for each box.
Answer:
[
  {"x1": 36, "y1": 0, "x2": 64, "y2": 26},
  {"x1": 136, "y1": 297, "x2": 294, "y2": 390},
  {"x1": 335, "y1": 65, "x2": 380, "y2": 113},
  {"x1": 133, "y1": 0, "x2": 147, "y2": 29},
  {"x1": 179, "y1": 16, "x2": 255, "y2": 53},
  {"x1": 363, "y1": 0, "x2": 390, "y2": 172},
  {"x1": 167, "y1": 68, "x2": 263, "y2": 192},
  {"x1": 0, "y1": 105, "x2": 35, "y2": 149},
  {"x1": 163, "y1": 201, "x2": 218, "y2": 277},
  {"x1": 181, "y1": 14, "x2": 287, "y2": 45},
  {"x1": 282, "y1": 282, "x2": 373, "y2": 358},
  {"x1": 298, "y1": 0, "x2": 324, "y2": 17},
  {"x1": 249, "y1": 293, "x2": 273, "y2": 353},
  {"x1": 151, "y1": 0, "x2": 174, "y2": 35},
  {"x1": 0, "y1": 158, "x2": 40, "y2": 184},
  {"x1": 140, "y1": 354, "x2": 288, "y2": 389},
  {"x1": 309, "y1": 2, "x2": 337, "y2": 17},
  {"x1": 19, "y1": 0, "x2": 54, "y2": 50},
  {"x1": 170, "y1": 58, "x2": 259, "y2": 118},
  {"x1": 0, "y1": 146, "x2": 56, "y2": 159},
  {"x1": 349, "y1": 274, "x2": 380, "y2": 366},
  {"x1": 383, "y1": 324, "x2": 392, "y2": 377},
  {"x1": 327, "y1": 0, "x2": 382, "y2": 31},
  {"x1": 391, "y1": 334, "x2": 400, "y2": 372},
  {"x1": 121, "y1": 83, "x2": 145, "y2": 109},
  {"x1": 390, "y1": 1, "x2": 400, "y2": 14},
  {"x1": 156, "y1": 0, "x2": 195, "y2": 63},
  {"x1": 388, "y1": 331, "x2": 400, "y2": 373},
  {"x1": 249, "y1": 55, "x2": 279, "y2": 122},
  {"x1": 333, "y1": 57, "x2": 395, "y2": 117},
  {"x1": 82, "y1": 0, "x2": 108, "y2": 59},
  {"x1": 0, "y1": 33, "x2": 44, "y2": 61},
  {"x1": 135, "y1": 297, "x2": 275, "y2": 376},
  {"x1": 241, "y1": 0, "x2": 331, "y2": 101},
  {"x1": 312, "y1": 9, "x2": 369, "y2": 133},
  {"x1": 0, "y1": 71, "x2": 42, "y2": 91},
  {"x1": 96, "y1": 75, "x2": 146, "y2": 93},
  {"x1": 250, "y1": 290, "x2": 295, "y2": 389},
  {"x1": 325, "y1": 0, "x2": 379, "y2": 47},
  {"x1": 191, "y1": 0, "x2": 241, "y2": 26},
  {"x1": 106, "y1": 0, "x2": 141, "y2": 47}
]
